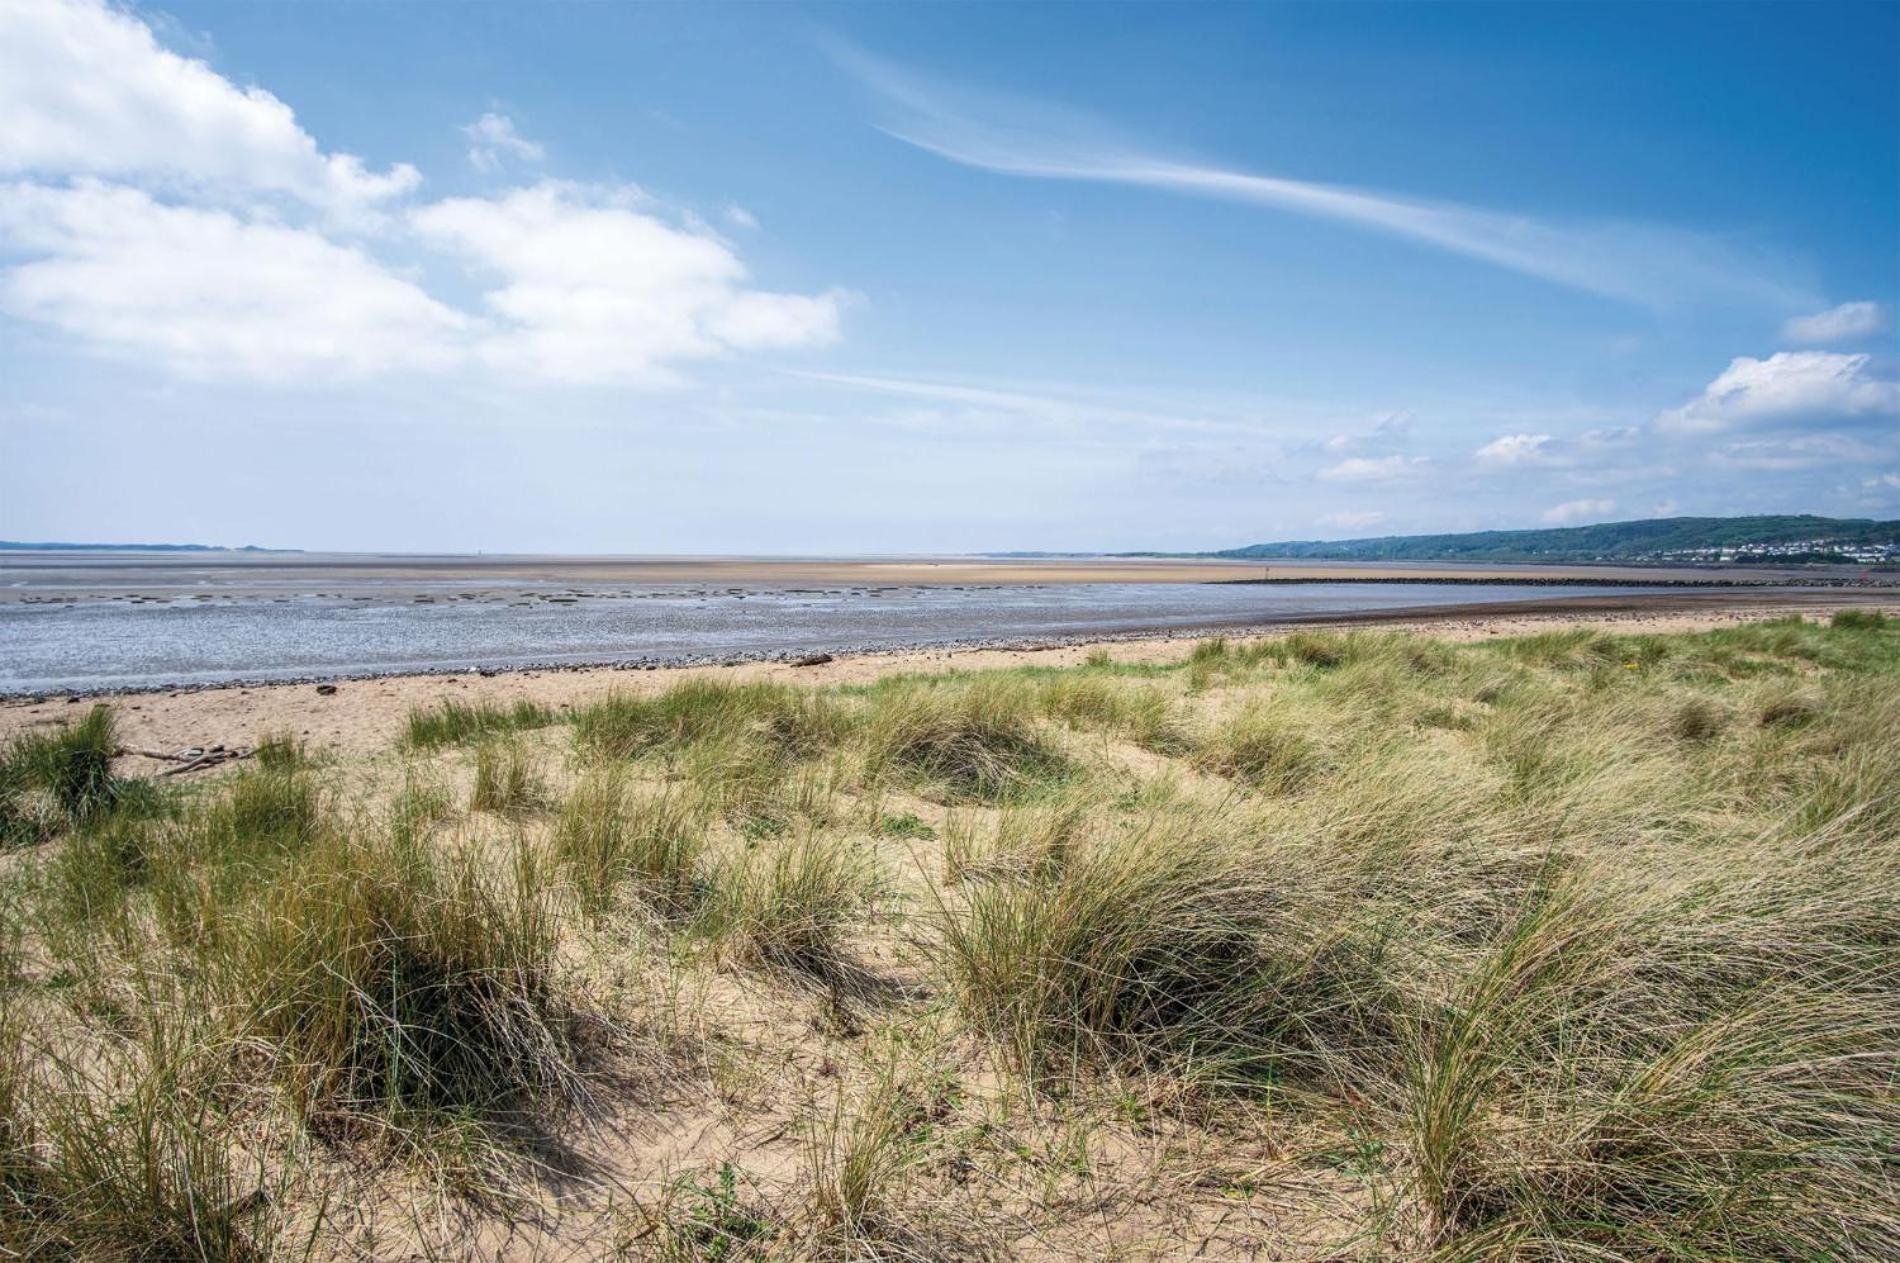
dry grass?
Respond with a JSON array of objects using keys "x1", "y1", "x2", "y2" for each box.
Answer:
[{"x1": 3, "y1": 612, "x2": 1896, "y2": 1258}]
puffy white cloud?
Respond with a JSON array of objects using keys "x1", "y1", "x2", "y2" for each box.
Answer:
[
  {"x1": 1474, "y1": 432, "x2": 1556, "y2": 468},
  {"x1": 1316, "y1": 454, "x2": 1429, "y2": 483},
  {"x1": 1541, "y1": 498, "x2": 1616, "y2": 524},
  {"x1": 0, "y1": 2, "x2": 850, "y2": 387},
  {"x1": 0, "y1": 181, "x2": 466, "y2": 380},
  {"x1": 722, "y1": 203, "x2": 760, "y2": 231},
  {"x1": 1318, "y1": 510, "x2": 1386, "y2": 530},
  {"x1": 1654, "y1": 351, "x2": 1900, "y2": 435},
  {"x1": 1782, "y1": 300, "x2": 1887, "y2": 345},
  {"x1": 463, "y1": 112, "x2": 543, "y2": 173},
  {"x1": 412, "y1": 182, "x2": 845, "y2": 385},
  {"x1": 0, "y1": 0, "x2": 418, "y2": 209}
]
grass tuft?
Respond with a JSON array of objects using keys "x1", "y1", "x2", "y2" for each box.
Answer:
[
  {"x1": 1193, "y1": 703, "x2": 1322, "y2": 792},
  {"x1": 403, "y1": 697, "x2": 556, "y2": 750},
  {"x1": 470, "y1": 738, "x2": 550, "y2": 814},
  {"x1": 213, "y1": 830, "x2": 593, "y2": 1138},
  {"x1": 1831, "y1": 607, "x2": 1890, "y2": 631},
  {"x1": 553, "y1": 770, "x2": 706, "y2": 922},
  {"x1": 706, "y1": 830, "x2": 879, "y2": 982},
  {"x1": 859, "y1": 678, "x2": 1064, "y2": 801}
]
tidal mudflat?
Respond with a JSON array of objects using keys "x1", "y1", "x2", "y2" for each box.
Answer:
[{"x1": 2, "y1": 550, "x2": 1847, "y2": 694}]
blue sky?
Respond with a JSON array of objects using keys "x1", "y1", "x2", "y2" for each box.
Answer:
[{"x1": 1, "y1": 0, "x2": 1895, "y2": 552}]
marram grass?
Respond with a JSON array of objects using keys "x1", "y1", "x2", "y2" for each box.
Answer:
[{"x1": 1, "y1": 611, "x2": 1895, "y2": 1258}]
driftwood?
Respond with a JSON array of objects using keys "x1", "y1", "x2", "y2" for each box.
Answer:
[{"x1": 118, "y1": 744, "x2": 254, "y2": 776}]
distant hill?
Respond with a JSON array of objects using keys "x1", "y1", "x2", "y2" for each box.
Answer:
[
  {"x1": 1215, "y1": 515, "x2": 1900, "y2": 565},
  {"x1": 0, "y1": 541, "x2": 294, "y2": 553}
]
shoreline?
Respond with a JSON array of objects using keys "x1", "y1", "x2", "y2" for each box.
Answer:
[
  {"x1": 3, "y1": 585, "x2": 1887, "y2": 703},
  {"x1": 3, "y1": 588, "x2": 1893, "y2": 759}
]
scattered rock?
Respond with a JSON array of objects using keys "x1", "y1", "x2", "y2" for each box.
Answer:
[
  {"x1": 790, "y1": 653, "x2": 834, "y2": 667},
  {"x1": 315, "y1": 684, "x2": 338, "y2": 696}
]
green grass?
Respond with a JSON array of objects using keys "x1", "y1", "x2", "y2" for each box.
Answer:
[
  {"x1": 402, "y1": 697, "x2": 557, "y2": 749},
  {"x1": 0, "y1": 1011, "x2": 287, "y2": 1261},
  {"x1": 858, "y1": 677, "x2": 1065, "y2": 802},
  {"x1": 210, "y1": 829, "x2": 592, "y2": 1140},
  {"x1": 4, "y1": 611, "x2": 1897, "y2": 1258},
  {"x1": 2, "y1": 706, "x2": 124, "y2": 843},
  {"x1": 469, "y1": 738, "x2": 550, "y2": 814},
  {"x1": 1832, "y1": 606, "x2": 1890, "y2": 631},
  {"x1": 572, "y1": 679, "x2": 843, "y2": 761},
  {"x1": 704, "y1": 828, "x2": 879, "y2": 983},
  {"x1": 553, "y1": 770, "x2": 706, "y2": 922}
]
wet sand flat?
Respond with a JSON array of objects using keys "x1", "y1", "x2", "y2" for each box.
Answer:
[{"x1": 0, "y1": 549, "x2": 1873, "y2": 601}]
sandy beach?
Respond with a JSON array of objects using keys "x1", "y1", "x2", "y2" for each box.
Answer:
[{"x1": 6, "y1": 589, "x2": 1891, "y2": 760}]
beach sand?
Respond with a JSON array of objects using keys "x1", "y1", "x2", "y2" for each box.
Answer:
[{"x1": 4, "y1": 589, "x2": 1891, "y2": 761}]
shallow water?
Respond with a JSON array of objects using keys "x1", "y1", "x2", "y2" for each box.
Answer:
[{"x1": 0, "y1": 580, "x2": 1703, "y2": 693}]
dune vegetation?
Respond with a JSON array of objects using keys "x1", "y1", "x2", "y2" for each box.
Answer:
[{"x1": 1, "y1": 610, "x2": 1896, "y2": 1260}]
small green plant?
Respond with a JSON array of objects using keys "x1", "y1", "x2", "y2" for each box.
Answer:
[
  {"x1": 874, "y1": 812, "x2": 936, "y2": 841},
  {"x1": 0, "y1": 1013, "x2": 290, "y2": 1260},
  {"x1": 649, "y1": 1162, "x2": 774, "y2": 1262},
  {"x1": 211, "y1": 831, "x2": 591, "y2": 1137},
  {"x1": 1189, "y1": 636, "x2": 1230, "y2": 664},
  {"x1": 1040, "y1": 675, "x2": 1185, "y2": 752}
]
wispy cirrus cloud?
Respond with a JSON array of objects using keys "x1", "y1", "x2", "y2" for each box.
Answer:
[{"x1": 832, "y1": 42, "x2": 1816, "y2": 313}]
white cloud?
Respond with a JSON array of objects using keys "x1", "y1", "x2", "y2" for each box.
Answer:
[
  {"x1": 463, "y1": 112, "x2": 544, "y2": 173},
  {"x1": 1655, "y1": 351, "x2": 1900, "y2": 435},
  {"x1": 1652, "y1": 499, "x2": 1680, "y2": 516},
  {"x1": 835, "y1": 41, "x2": 1816, "y2": 312},
  {"x1": 1710, "y1": 433, "x2": 1876, "y2": 471},
  {"x1": 1474, "y1": 432, "x2": 1556, "y2": 468},
  {"x1": 0, "y1": 2, "x2": 850, "y2": 387},
  {"x1": 722, "y1": 203, "x2": 760, "y2": 231},
  {"x1": 0, "y1": 0, "x2": 418, "y2": 210},
  {"x1": 1782, "y1": 300, "x2": 1887, "y2": 345},
  {"x1": 411, "y1": 182, "x2": 846, "y2": 385},
  {"x1": 1541, "y1": 498, "x2": 1616, "y2": 524},
  {"x1": 1317, "y1": 454, "x2": 1429, "y2": 483},
  {"x1": 0, "y1": 180, "x2": 466, "y2": 380},
  {"x1": 1318, "y1": 510, "x2": 1386, "y2": 530},
  {"x1": 1864, "y1": 473, "x2": 1900, "y2": 491}
]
